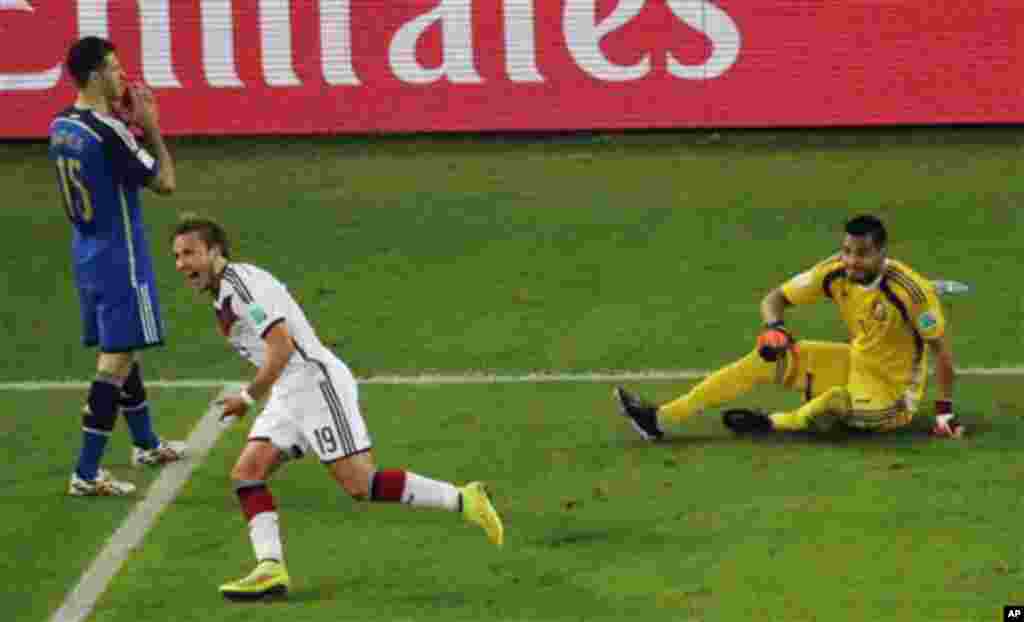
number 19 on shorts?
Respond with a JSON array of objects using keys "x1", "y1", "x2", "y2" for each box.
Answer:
[{"x1": 313, "y1": 426, "x2": 339, "y2": 456}]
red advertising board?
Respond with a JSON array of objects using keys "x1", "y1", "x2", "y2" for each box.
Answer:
[{"x1": 2, "y1": 1, "x2": 1021, "y2": 137}]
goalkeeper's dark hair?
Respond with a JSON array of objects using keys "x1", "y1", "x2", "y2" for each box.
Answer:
[
  {"x1": 67, "y1": 37, "x2": 116, "y2": 89},
  {"x1": 844, "y1": 214, "x2": 887, "y2": 250},
  {"x1": 172, "y1": 213, "x2": 231, "y2": 259}
]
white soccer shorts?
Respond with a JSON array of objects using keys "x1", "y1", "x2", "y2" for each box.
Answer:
[{"x1": 248, "y1": 359, "x2": 372, "y2": 462}]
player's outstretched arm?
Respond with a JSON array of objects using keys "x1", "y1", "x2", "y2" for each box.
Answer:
[{"x1": 927, "y1": 335, "x2": 963, "y2": 439}]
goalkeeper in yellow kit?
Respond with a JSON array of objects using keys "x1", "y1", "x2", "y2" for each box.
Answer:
[{"x1": 615, "y1": 215, "x2": 964, "y2": 439}]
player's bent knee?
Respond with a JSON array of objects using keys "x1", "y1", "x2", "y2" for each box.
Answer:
[
  {"x1": 741, "y1": 348, "x2": 790, "y2": 385},
  {"x1": 230, "y1": 442, "x2": 279, "y2": 482},
  {"x1": 811, "y1": 385, "x2": 851, "y2": 418},
  {"x1": 97, "y1": 352, "x2": 134, "y2": 378},
  {"x1": 230, "y1": 455, "x2": 277, "y2": 482},
  {"x1": 230, "y1": 464, "x2": 268, "y2": 483},
  {"x1": 823, "y1": 386, "x2": 852, "y2": 413}
]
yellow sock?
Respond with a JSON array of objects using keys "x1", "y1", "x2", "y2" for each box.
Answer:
[
  {"x1": 658, "y1": 350, "x2": 788, "y2": 423},
  {"x1": 770, "y1": 386, "x2": 850, "y2": 431}
]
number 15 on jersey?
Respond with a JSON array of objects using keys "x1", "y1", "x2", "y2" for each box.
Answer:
[{"x1": 55, "y1": 156, "x2": 94, "y2": 224}]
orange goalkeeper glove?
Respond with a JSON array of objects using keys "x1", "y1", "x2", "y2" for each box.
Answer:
[{"x1": 757, "y1": 321, "x2": 793, "y2": 362}]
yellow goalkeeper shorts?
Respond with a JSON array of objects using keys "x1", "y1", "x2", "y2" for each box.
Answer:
[{"x1": 784, "y1": 340, "x2": 914, "y2": 431}]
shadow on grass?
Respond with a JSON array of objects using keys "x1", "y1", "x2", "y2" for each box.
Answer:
[
  {"x1": 625, "y1": 434, "x2": 725, "y2": 448},
  {"x1": 653, "y1": 415, "x2": 999, "y2": 446}
]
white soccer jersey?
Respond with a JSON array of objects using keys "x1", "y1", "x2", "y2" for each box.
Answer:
[{"x1": 214, "y1": 263, "x2": 337, "y2": 394}]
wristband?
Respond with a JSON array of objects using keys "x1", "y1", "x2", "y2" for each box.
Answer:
[
  {"x1": 764, "y1": 320, "x2": 786, "y2": 330},
  {"x1": 239, "y1": 388, "x2": 256, "y2": 406},
  {"x1": 935, "y1": 399, "x2": 953, "y2": 416}
]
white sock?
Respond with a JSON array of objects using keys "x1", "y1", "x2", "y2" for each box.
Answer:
[
  {"x1": 249, "y1": 511, "x2": 284, "y2": 564},
  {"x1": 402, "y1": 472, "x2": 460, "y2": 511}
]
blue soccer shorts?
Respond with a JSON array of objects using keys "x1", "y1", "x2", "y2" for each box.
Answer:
[{"x1": 77, "y1": 278, "x2": 164, "y2": 353}]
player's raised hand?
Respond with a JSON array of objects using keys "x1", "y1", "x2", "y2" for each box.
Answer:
[
  {"x1": 216, "y1": 394, "x2": 250, "y2": 423},
  {"x1": 757, "y1": 321, "x2": 793, "y2": 362},
  {"x1": 125, "y1": 81, "x2": 160, "y2": 131},
  {"x1": 111, "y1": 88, "x2": 134, "y2": 127}
]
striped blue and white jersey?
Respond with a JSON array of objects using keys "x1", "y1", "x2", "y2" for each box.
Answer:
[{"x1": 48, "y1": 106, "x2": 158, "y2": 291}]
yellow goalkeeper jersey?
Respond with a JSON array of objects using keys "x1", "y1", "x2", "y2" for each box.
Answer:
[{"x1": 781, "y1": 256, "x2": 945, "y2": 404}]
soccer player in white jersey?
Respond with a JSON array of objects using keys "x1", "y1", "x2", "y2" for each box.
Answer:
[{"x1": 171, "y1": 214, "x2": 504, "y2": 601}]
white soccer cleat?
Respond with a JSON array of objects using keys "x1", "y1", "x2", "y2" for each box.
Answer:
[
  {"x1": 68, "y1": 469, "x2": 137, "y2": 496},
  {"x1": 131, "y1": 439, "x2": 188, "y2": 467}
]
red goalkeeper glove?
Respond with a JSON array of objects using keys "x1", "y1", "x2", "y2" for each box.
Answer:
[
  {"x1": 931, "y1": 400, "x2": 964, "y2": 438},
  {"x1": 757, "y1": 321, "x2": 793, "y2": 362}
]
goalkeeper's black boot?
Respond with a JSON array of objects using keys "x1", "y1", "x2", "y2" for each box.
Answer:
[
  {"x1": 613, "y1": 387, "x2": 664, "y2": 441},
  {"x1": 722, "y1": 409, "x2": 775, "y2": 436}
]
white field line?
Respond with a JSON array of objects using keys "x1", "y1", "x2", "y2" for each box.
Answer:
[
  {"x1": 4, "y1": 367, "x2": 1024, "y2": 391},
  {"x1": 49, "y1": 384, "x2": 241, "y2": 622}
]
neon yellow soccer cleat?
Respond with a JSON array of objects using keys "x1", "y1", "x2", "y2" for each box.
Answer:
[
  {"x1": 460, "y1": 482, "x2": 504, "y2": 548},
  {"x1": 219, "y1": 560, "x2": 290, "y2": 601}
]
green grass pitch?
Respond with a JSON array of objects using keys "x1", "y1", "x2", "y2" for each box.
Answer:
[{"x1": 0, "y1": 127, "x2": 1021, "y2": 621}]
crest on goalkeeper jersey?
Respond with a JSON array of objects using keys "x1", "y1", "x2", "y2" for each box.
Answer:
[{"x1": 917, "y1": 311, "x2": 937, "y2": 331}]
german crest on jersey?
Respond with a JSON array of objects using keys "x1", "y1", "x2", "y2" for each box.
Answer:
[{"x1": 249, "y1": 305, "x2": 268, "y2": 324}]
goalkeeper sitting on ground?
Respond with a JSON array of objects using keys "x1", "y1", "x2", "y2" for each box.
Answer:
[{"x1": 615, "y1": 214, "x2": 964, "y2": 440}]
